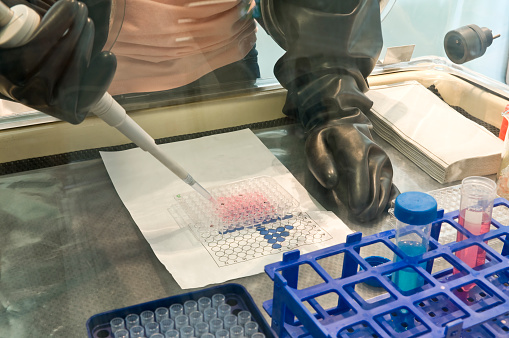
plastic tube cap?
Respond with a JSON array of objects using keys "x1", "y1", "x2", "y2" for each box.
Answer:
[{"x1": 394, "y1": 192, "x2": 437, "y2": 225}]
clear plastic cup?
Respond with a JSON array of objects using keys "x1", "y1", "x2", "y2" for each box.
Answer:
[
  {"x1": 198, "y1": 297, "x2": 212, "y2": 312},
  {"x1": 204, "y1": 308, "x2": 217, "y2": 322},
  {"x1": 155, "y1": 307, "x2": 170, "y2": 322},
  {"x1": 195, "y1": 321, "x2": 209, "y2": 337},
  {"x1": 140, "y1": 310, "x2": 155, "y2": 326},
  {"x1": 159, "y1": 318, "x2": 175, "y2": 333},
  {"x1": 223, "y1": 314, "x2": 237, "y2": 330},
  {"x1": 215, "y1": 329, "x2": 229, "y2": 338},
  {"x1": 244, "y1": 321, "x2": 258, "y2": 337},
  {"x1": 251, "y1": 333, "x2": 265, "y2": 338},
  {"x1": 110, "y1": 317, "x2": 125, "y2": 333},
  {"x1": 114, "y1": 329, "x2": 129, "y2": 338},
  {"x1": 230, "y1": 325, "x2": 244, "y2": 338},
  {"x1": 175, "y1": 315, "x2": 189, "y2": 330},
  {"x1": 180, "y1": 325, "x2": 194, "y2": 338},
  {"x1": 145, "y1": 321, "x2": 160, "y2": 336},
  {"x1": 237, "y1": 311, "x2": 251, "y2": 326},
  {"x1": 209, "y1": 318, "x2": 223, "y2": 334},
  {"x1": 189, "y1": 311, "x2": 203, "y2": 326},
  {"x1": 125, "y1": 314, "x2": 140, "y2": 330},
  {"x1": 130, "y1": 325, "x2": 145, "y2": 338},
  {"x1": 170, "y1": 304, "x2": 184, "y2": 319},
  {"x1": 164, "y1": 329, "x2": 180, "y2": 338},
  {"x1": 184, "y1": 300, "x2": 198, "y2": 315},
  {"x1": 217, "y1": 304, "x2": 231, "y2": 319},
  {"x1": 211, "y1": 294, "x2": 225, "y2": 308}
]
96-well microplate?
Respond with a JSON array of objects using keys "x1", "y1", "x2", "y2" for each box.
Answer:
[{"x1": 169, "y1": 177, "x2": 332, "y2": 267}]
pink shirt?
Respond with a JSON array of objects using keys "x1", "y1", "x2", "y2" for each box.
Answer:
[{"x1": 108, "y1": 0, "x2": 257, "y2": 95}]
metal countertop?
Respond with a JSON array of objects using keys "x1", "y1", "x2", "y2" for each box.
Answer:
[{"x1": 0, "y1": 124, "x2": 454, "y2": 337}]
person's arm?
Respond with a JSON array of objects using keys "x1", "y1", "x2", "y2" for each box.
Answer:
[
  {"x1": 260, "y1": 0, "x2": 398, "y2": 221},
  {"x1": 0, "y1": 0, "x2": 115, "y2": 124}
]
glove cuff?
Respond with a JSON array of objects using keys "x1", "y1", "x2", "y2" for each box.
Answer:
[{"x1": 266, "y1": 0, "x2": 382, "y2": 131}]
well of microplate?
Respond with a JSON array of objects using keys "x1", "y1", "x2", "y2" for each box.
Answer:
[
  {"x1": 175, "y1": 177, "x2": 299, "y2": 236},
  {"x1": 170, "y1": 176, "x2": 333, "y2": 267}
]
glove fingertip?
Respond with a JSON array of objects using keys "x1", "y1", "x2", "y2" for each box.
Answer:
[{"x1": 309, "y1": 164, "x2": 338, "y2": 189}]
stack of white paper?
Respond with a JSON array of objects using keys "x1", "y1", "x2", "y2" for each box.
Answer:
[{"x1": 366, "y1": 82, "x2": 503, "y2": 184}]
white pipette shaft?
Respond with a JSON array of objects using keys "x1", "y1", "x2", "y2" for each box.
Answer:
[{"x1": 93, "y1": 93, "x2": 214, "y2": 201}]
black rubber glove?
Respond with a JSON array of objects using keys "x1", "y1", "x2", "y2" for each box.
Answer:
[
  {"x1": 261, "y1": 0, "x2": 399, "y2": 221},
  {"x1": 0, "y1": 0, "x2": 116, "y2": 124}
]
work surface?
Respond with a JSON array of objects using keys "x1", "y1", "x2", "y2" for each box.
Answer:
[{"x1": 0, "y1": 124, "x2": 452, "y2": 337}]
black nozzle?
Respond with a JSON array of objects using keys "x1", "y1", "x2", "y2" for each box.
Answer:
[{"x1": 444, "y1": 24, "x2": 498, "y2": 64}]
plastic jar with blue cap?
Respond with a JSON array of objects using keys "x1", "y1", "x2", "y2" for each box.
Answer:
[{"x1": 392, "y1": 191, "x2": 438, "y2": 293}]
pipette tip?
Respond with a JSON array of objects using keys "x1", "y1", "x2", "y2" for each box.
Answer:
[{"x1": 190, "y1": 181, "x2": 215, "y2": 202}]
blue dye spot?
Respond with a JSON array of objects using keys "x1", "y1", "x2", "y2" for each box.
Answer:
[
  {"x1": 264, "y1": 234, "x2": 273, "y2": 240},
  {"x1": 276, "y1": 237, "x2": 285, "y2": 242},
  {"x1": 268, "y1": 229, "x2": 276, "y2": 234},
  {"x1": 276, "y1": 227, "x2": 285, "y2": 232},
  {"x1": 260, "y1": 230, "x2": 269, "y2": 235},
  {"x1": 268, "y1": 238, "x2": 277, "y2": 244},
  {"x1": 285, "y1": 225, "x2": 294, "y2": 230},
  {"x1": 281, "y1": 231, "x2": 290, "y2": 237},
  {"x1": 272, "y1": 244, "x2": 282, "y2": 249}
]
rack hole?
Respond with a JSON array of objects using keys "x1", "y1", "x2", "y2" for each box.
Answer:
[
  {"x1": 278, "y1": 263, "x2": 327, "y2": 290},
  {"x1": 96, "y1": 330, "x2": 109, "y2": 338},
  {"x1": 375, "y1": 307, "x2": 431, "y2": 336},
  {"x1": 316, "y1": 252, "x2": 347, "y2": 280},
  {"x1": 425, "y1": 254, "x2": 466, "y2": 283},
  {"x1": 442, "y1": 307, "x2": 449, "y2": 312},
  {"x1": 437, "y1": 222, "x2": 463, "y2": 245},
  {"x1": 227, "y1": 299, "x2": 238, "y2": 306},
  {"x1": 454, "y1": 244, "x2": 501, "y2": 271},
  {"x1": 357, "y1": 241, "x2": 396, "y2": 264}
]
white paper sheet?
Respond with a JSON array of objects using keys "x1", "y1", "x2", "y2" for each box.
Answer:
[{"x1": 101, "y1": 129, "x2": 352, "y2": 289}]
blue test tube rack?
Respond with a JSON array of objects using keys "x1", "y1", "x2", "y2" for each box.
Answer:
[{"x1": 263, "y1": 198, "x2": 509, "y2": 338}]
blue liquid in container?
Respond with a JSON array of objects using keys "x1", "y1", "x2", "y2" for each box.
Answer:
[{"x1": 392, "y1": 241, "x2": 427, "y2": 292}]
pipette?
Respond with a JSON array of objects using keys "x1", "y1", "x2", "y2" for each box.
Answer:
[
  {"x1": 93, "y1": 93, "x2": 214, "y2": 201},
  {"x1": 0, "y1": 1, "x2": 214, "y2": 201}
]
